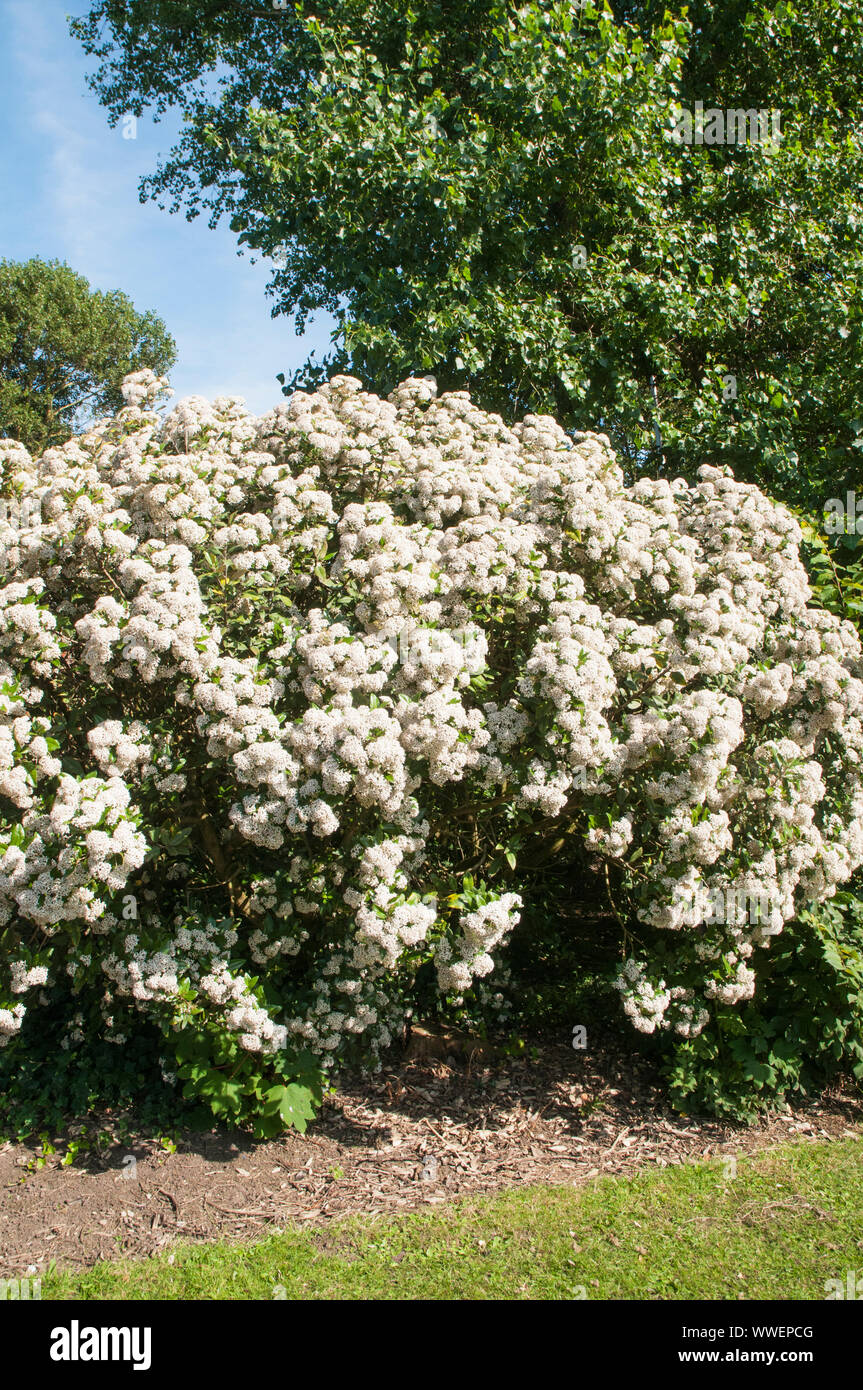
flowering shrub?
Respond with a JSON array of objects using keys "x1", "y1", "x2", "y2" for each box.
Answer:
[
  {"x1": 1, "y1": 368, "x2": 862, "y2": 1130},
  {"x1": 663, "y1": 891, "x2": 863, "y2": 1120}
]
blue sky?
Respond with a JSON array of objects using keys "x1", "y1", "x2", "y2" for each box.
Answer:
[{"x1": 0, "y1": 0, "x2": 335, "y2": 415}]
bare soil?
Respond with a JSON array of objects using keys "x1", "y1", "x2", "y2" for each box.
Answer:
[{"x1": 1, "y1": 1041, "x2": 860, "y2": 1275}]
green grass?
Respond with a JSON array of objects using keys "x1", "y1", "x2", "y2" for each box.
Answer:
[{"x1": 43, "y1": 1137, "x2": 862, "y2": 1300}]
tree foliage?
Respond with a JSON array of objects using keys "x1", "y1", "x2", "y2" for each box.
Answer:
[
  {"x1": 0, "y1": 258, "x2": 176, "y2": 454},
  {"x1": 70, "y1": 0, "x2": 863, "y2": 506}
]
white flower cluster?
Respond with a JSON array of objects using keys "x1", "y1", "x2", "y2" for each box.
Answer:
[
  {"x1": 0, "y1": 1001, "x2": 25, "y2": 1047},
  {"x1": 199, "y1": 964, "x2": 288, "y2": 1053},
  {"x1": 434, "y1": 893, "x2": 523, "y2": 998},
  {"x1": 120, "y1": 368, "x2": 173, "y2": 410},
  {"x1": 8, "y1": 960, "x2": 48, "y2": 993},
  {"x1": 1, "y1": 772, "x2": 146, "y2": 939},
  {"x1": 1, "y1": 369, "x2": 862, "y2": 1071},
  {"x1": 584, "y1": 817, "x2": 633, "y2": 859},
  {"x1": 614, "y1": 958, "x2": 672, "y2": 1034}
]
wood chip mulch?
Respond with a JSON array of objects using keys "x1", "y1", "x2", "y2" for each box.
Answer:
[{"x1": 1, "y1": 1041, "x2": 860, "y2": 1275}]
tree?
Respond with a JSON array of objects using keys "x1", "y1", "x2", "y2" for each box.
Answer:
[
  {"x1": 70, "y1": 0, "x2": 863, "y2": 508},
  {"x1": 0, "y1": 258, "x2": 176, "y2": 453}
]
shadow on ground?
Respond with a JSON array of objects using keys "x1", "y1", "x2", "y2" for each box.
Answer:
[{"x1": 1, "y1": 1038, "x2": 860, "y2": 1274}]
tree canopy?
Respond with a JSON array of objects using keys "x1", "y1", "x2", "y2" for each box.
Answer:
[
  {"x1": 0, "y1": 258, "x2": 176, "y2": 454},
  {"x1": 69, "y1": 1, "x2": 863, "y2": 506}
]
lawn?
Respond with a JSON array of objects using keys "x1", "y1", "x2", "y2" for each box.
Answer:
[{"x1": 42, "y1": 1136, "x2": 862, "y2": 1300}]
